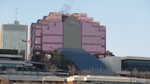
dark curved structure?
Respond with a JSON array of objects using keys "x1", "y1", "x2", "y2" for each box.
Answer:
[{"x1": 57, "y1": 48, "x2": 115, "y2": 75}]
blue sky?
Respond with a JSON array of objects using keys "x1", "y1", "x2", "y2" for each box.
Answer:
[{"x1": 0, "y1": 0, "x2": 150, "y2": 57}]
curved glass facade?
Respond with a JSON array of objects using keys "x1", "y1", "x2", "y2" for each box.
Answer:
[{"x1": 57, "y1": 48, "x2": 114, "y2": 75}]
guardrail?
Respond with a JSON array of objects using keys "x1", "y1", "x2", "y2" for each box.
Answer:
[
  {"x1": 0, "y1": 73, "x2": 150, "y2": 84},
  {"x1": 0, "y1": 71, "x2": 54, "y2": 76}
]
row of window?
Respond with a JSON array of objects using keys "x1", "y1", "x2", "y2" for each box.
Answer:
[
  {"x1": 122, "y1": 60, "x2": 150, "y2": 71},
  {"x1": 76, "y1": 81, "x2": 143, "y2": 84}
]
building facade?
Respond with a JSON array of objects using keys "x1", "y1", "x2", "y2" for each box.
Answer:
[
  {"x1": 31, "y1": 12, "x2": 106, "y2": 58},
  {"x1": 1, "y1": 21, "x2": 27, "y2": 52},
  {"x1": 0, "y1": 30, "x2": 2, "y2": 48},
  {"x1": 100, "y1": 56, "x2": 150, "y2": 78}
]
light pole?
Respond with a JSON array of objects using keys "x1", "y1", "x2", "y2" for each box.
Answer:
[{"x1": 42, "y1": 77, "x2": 45, "y2": 84}]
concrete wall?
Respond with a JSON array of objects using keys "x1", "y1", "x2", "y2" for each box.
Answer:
[
  {"x1": 63, "y1": 16, "x2": 81, "y2": 48},
  {"x1": 41, "y1": 21, "x2": 63, "y2": 51},
  {"x1": 0, "y1": 31, "x2": 2, "y2": 48},
  {"x1": 0, "y1": 25, "x2": 2, "y2": 48},
  {"x1": 31, "y1": 20, "x2": 64, "y2": 52},
  {"x1": 81, "y1": 21, "x2": 106, "y2": 54}
]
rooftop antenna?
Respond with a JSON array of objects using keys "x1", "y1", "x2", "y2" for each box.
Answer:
[
  {"x1": 60, "y1": 4, "x2": 71, "y2": 14},
  {"x1": 15, "y1": 8, "x2": 18, "y2": 21},
  {"x1": 14, "y1": 8, "x2": 19, "y2": 24},
  {"x1": 60, "y1": 0, "x2": 74, "y2": 14}
]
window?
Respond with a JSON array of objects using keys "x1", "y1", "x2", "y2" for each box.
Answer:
[
  {"x1": 54, "y1": 22, "x2": 56, "y2": 26},
  {"x1": 47, "y1": 26, "x2": 50, "y2": 30},
  {"x1": 101, "y1": 45, "x2": 105, "y2": 48},
  {"x1": 101, "y1": 37, "x2": 105, "y2": 40}
]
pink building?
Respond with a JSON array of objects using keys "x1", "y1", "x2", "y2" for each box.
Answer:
[{"x1": 31, "y1": 12, "x2": 106, "y2": 60}]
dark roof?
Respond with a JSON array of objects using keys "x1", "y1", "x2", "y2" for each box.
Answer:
[
  {"x1": 0, "y1": 49, "x2": 18, "y2": 55},
  {"x1": 57, "y1": 48, "x2": 114, "y2": 75},
  {"x1": 3, "y1": 24, "x2": 27, "y2": 31}
]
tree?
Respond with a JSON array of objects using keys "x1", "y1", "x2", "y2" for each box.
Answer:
[{"x1": 105, "y1": 50, "x2": 115, "y2": 56}]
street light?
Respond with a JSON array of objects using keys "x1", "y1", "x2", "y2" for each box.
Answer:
[{"x1": 42, "y1": 77, "x2": 46, "y2": 84}]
